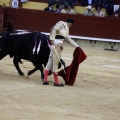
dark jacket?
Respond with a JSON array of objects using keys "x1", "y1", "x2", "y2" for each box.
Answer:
[
  {"x1": 80, "y1": 0, "x2": 101, "y2": 6},
  {"x1": 81, "y1": 0, "x2": 88, "y2": 6},
  {"x1": 44, "y1": 7, "x2": 54, "y2": 12}
]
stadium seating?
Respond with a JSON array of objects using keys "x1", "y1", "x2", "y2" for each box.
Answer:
[
  {"x1": 0, "y1": 0, "x2": 107, "y2": 15},
  {"x1": 0, "y1": 0, "x2": 10, "y2": 6},
  {"x1": 22, "y1": 2, "x2": 48, "y2": 10}
]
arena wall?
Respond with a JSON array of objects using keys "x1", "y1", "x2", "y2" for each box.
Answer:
[
  {"x1": 2, "y1": 7, "x2": 120, "y2": 40},
  {"x1": 0, "y1": 7, "x2": 120, "y2": 50},
  {"x1": 0, "y1": 8, "x2": 4, "y2": 32}
]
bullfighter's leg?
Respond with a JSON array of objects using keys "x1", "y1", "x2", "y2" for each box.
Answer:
[
  {"x1": 43, "y1": 48, "x2": 53, "y2": 85},
  {"x1": 13, "y1": 57, "x2": 24, "y2": 76},
  {"x1": 43, "y1": 45, "x2": 64, "y2": 86},
  {"x1": 27, "y1": 59, "x2": 66, "y2": 77},
  {"x1": 52, "y1": 45, "x2": 64, "y2": 87}
]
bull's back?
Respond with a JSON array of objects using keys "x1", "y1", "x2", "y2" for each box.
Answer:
[{"x1": 2, "y1": 32, "x2": 37, "y2": 59}]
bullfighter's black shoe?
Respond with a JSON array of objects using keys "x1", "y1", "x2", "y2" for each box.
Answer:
[
  {"x1": 43, "y1": 81, "x2": 49, "y2": 85},
  {"x1": 53, "y1": 83, "x2": 64, "y2": 87}
]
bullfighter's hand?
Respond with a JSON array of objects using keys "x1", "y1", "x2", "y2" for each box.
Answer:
[
  {"x1": 60, "y1": 44, "x2": 63, "y2": 51},
  {"x1": 50, "y1": 40, "x2": 54, "y2": 45}
]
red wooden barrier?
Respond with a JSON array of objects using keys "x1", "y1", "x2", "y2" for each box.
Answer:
[
  {"x1": 0, "y1": 8, "x2": 4, "y2": 32},
  {"x1": 2, "y1": 7, "x2": 120, "y2": 40}
]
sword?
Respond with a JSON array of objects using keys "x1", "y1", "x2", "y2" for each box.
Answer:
[{"x1": 53, "y1": 46, "x2": 66, "y2": 74}]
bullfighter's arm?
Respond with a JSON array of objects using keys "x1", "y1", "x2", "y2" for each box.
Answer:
[{"x1": 66, "y1": 36, "x2": 79, "y2": 48}]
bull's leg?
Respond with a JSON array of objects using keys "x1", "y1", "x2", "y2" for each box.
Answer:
[
  {"x1": 28, "y1": 66, "x2": 44, "y2": 80},
  {"x1": 0, "y1": 51, "x2": 7, "y2": 60},
  {"x1": 40, "y1": 65, "x2": 44, "y2": 80},
  {"x1": 13, "y1": 57, "x2": 24, "y2": 76},
  {"x1": 30, "y1": 56, "x2": 44, "y2": 80},
  {"x1": 28, "y1": 66, "x2": 38, "y2": 76}
]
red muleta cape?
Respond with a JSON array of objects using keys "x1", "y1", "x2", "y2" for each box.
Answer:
[{"x1": 58, "y1": 47, "x2": 87, "y2": 86}]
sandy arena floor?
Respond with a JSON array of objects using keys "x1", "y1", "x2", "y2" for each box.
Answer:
[{"x1": 0, "y1": 44, "x2": 120, "y2": 120}]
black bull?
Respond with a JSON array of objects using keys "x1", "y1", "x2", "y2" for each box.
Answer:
[{"x1": 0, "y1": 31, "x2": 65, "y2": 80}]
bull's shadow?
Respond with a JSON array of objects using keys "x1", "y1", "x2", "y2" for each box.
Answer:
[{"x1": 0, "y1": 31, "x2": 66, "y2": 80}]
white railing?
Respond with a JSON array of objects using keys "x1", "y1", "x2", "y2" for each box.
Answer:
[
  {"x1": 16, "y1": 30, "x2": 120, "y2": 43},
  {"x1": 41, "y1": 32, "x2": 120, "y2": 43}
]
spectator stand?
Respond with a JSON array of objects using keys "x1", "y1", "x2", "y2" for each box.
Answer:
[
  {"x1": 22, "y1": 1, "x2": 48, "y2": 10},
  {"x1": 0, "y1": 0, "x2": 107, "y2": 15},
  {"x1": 74, "y1": 5, "x2": 107, "y2": 15},
  {"x1": 0, "y1": 0, "x2": 10, "y2": 6}
]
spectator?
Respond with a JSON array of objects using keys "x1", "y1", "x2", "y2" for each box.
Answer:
[
  {"x1": 2, "y1": 3, "x2": 6, "y2": 7},
  {"x1": 56, "y1": 0, "x2": 63, "y2": 6},
  {"x1": 114, "y1": 5, "x2": 120, "y2": 17},
  {"x1": 83, "y1": 5, "x2": 94, "y2": 16},
  {"x1": 62, "y1": 0, "x2": 69, "y2": 8},
  {"x1": 114, "y1": 10, "x2": 120, "y2": 17},
  {"x1": 66, "y1": 0, "x2": 76, "y2": 6},
  {"x1": 73, "y1": 0, "x2": 78, "y2": 2},
  {"x1": 55, "y1": 4, "x2": 61, "y2": 13},
  {"x1": 67, "y1": 5, "x2": 77, "y2": 14},
  {"x1": 88, "y1": 0, "x2": 93, "y2": 4},
  {"x1": 100, "y1": 0, "x2": 115, "y2": 9},
  {"x1": 55, "y1": 4, "x2": 67, "y2": 13},
  {"x1": 60, "y1": 5, "x2": 67, "y2": 13},
  {"x1": 114, "y1": 5, "x2": 120, "y2": 12},
  {"x1": 80, "y1": 0, "x2": 101, "y2": 6},
  {"x1": 103, "y1": 0, "x2": 115, "y2": 16},
  {"x1": 48, "y1": 0, "x2": 56, "y2": 4},
  {"x1": 92, "y1": 0, "x2": 101, "y2": 4},
  {"x1": 81, "y1": 0, "x2": 88, "y2": 6},
  {"x1": 44, "y1": 3, "x2": 55, "y2": 12},
  {"x1": 95, "y1": 4, "x2": 105, "y2": 17},
  {"x1": 80, "y1": 0, "x2": 94, "y2": 6}
]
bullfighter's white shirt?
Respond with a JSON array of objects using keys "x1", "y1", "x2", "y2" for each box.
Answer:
[{"x1": 50, "y1": 21, "x2": 78, "y2": 48}]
